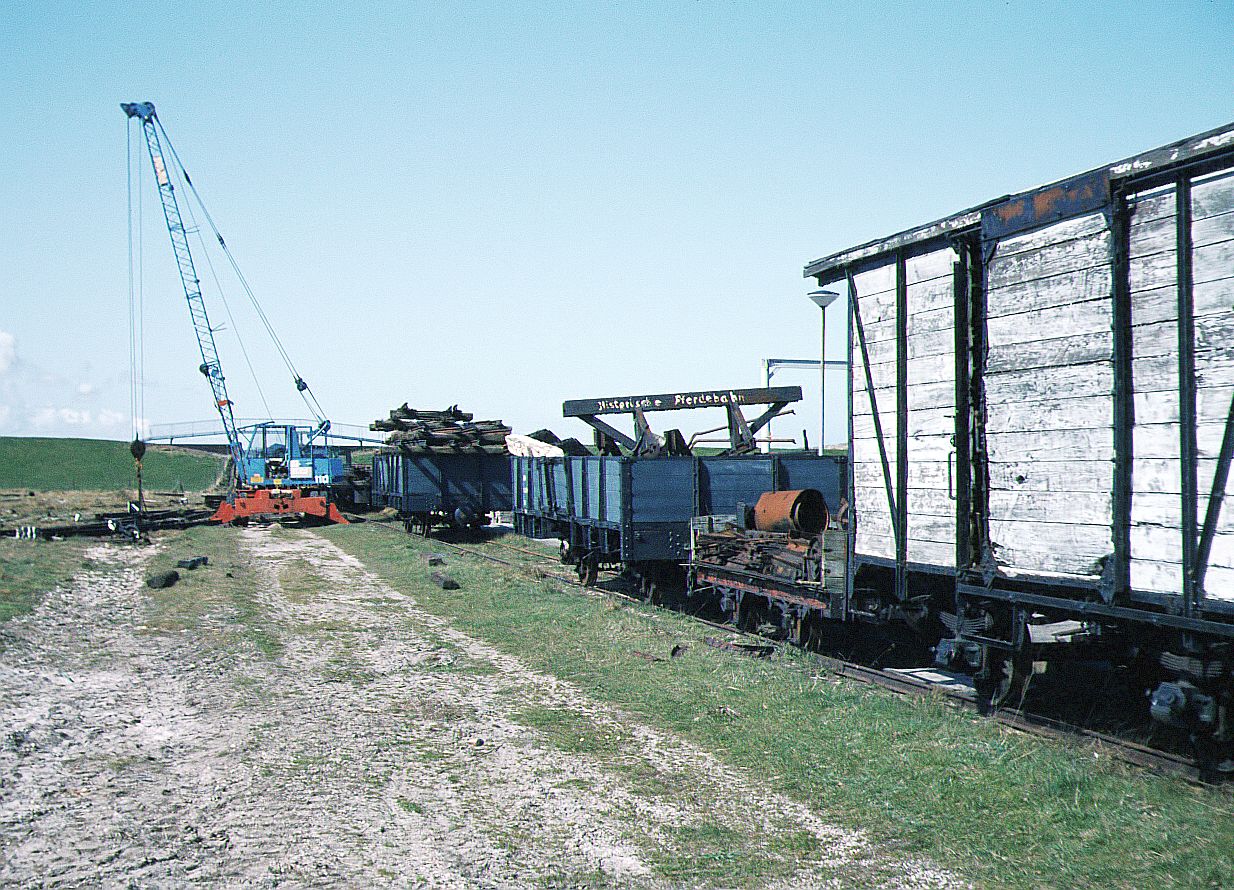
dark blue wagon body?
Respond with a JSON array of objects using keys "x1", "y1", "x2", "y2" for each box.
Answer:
[
  {"x1": 371, "y1": 450, "x2": 512, "y2": 525},
  {"x1": 511, "y1": 452, "x2": 844, "y2": 565}
]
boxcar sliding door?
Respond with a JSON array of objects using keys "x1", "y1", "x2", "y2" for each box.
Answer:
[
  {"x1": 849, "y1": 244, "x2": 962, "y2": 597},
  {"x1": 981, "y1": 199, "x2": 1116, "y2": 582}
]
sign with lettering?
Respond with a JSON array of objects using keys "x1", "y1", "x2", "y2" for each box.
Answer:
[{"x1": 563, "y1": 386, "x2": 801, "y2": 417}]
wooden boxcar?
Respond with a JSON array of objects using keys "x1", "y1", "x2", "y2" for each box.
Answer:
[{"x1": 805, "y1": 121, "x2": 1234, "y2": 741}]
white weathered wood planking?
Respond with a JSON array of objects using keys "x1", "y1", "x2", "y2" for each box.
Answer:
[
  {"x1": 989, "y1": 489, "x2": 1112, "y2": 526},
  {"x1": 985, "y1": 266, "x2": 1111, "y2": 319},
  {"x1": 1130, "y1": 559, "x2": 1234, "y2": 602},
  {"x1": 1195, "y1": 241, "x2": 1234, "y2": 285},
  {"x1": 858, "y1": 510, "x2": 955, "y2": 545},
  {"x1": 907, "y1": 380, "x2": 958, "y2": 411},
  {"x1": 1130, "y1": 491, "x2": 1234, "y2": 533},
  {"x1": 988, "y1": 227, "x2": 1111, "y2": 289},
  {"x1": 854, "y1": 528, "x2": 895, "y2": 561},
  {"x1": 906, "y1": 539, "x2": 958, "y2": 566},
  {"x1": 1129, "y1": 247, "x2": 1177, "y2": 293},
  {"x1": 905, "y1": 248, "x2": 957, "y2": 285},
  {"x1": 854, "y1": 405, "x2": 953, "y2": 439},
  {"x1": 989, "y1": 459, "x2": 1113, "y2": 493},
  {"x1": 1134, "y1": 352, "x2": 1234, "y2": 394},
  {"x1": 986, "y1": 331, "x2": 1112, "y2": 374},
  {"x1": 1193, "y1": 209, "x2": 1234, "y2": 250},
  {"x1": 1134, "y1": 387, "x2": 1234, "y2": 426},
  {"x1": 906, "y1": 433, "x2": 953, "y2": 462},
  {"x1": 986, "y1": 395, "x2": 1113, "y2": 434},
  {"x1": 983, "y1": 214, "x2": 1118, "y2": 578},
  {"x1": 988, "y1": 427, "x2": 1114, "y2": 462},
  {"x1": 1192, "y1": 170, "x2": 1234, "y2": 221},
  {"x1": 858, "y1": 315, "x2": 898, "y2": 345},
  {"x1": 905, "y1": 275, "x2": 954, "y2": 315},
  {"x1": 1131, "y1": 524, "x2": 1234, "y2": 570},
  {"x1": 1132, "y1": 456, "x2": 1234, "y2": 497},
  {"x1": 1127, "y1": 187, "x2": 1176, "y2": 225},
  {"x1": 906, "y1": 303, "x2": 956, "y2": 335},
  {"x1": 1133, "y1": 420, "x2": 1234, "y2": 460},
  {"x1": 989, "y1": 519, "x2": 1112, "y2": 576},
  {"x1": 986, "y1": 297, "x2": 1112, "y2": 344},
  {"x1": 1128, "y1": 214, "x2": 1176, "y2": 260},
  {"x1": 994, "y1": 211, "x2": 1109, "y2": 259},
  {"x1": 985, "y1": 361, "x2": 1113, "y2": 403},
  {"x1": 853, "y1": 263, "x2": 897, "y2": 297}
]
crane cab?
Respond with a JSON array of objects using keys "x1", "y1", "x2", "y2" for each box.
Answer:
[{"x1": 238, "y1": 422, "x2": 346, "y2": 489}]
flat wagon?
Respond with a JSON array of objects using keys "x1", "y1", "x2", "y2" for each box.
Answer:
[
  {"x1": 371, "y1": 449, "x2": 512, "y2": 534},
  {"x1": 804, "y1": 121, "x2": 1234, "y2": 751}
]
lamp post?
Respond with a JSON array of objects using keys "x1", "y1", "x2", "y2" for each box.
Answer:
[{"x1": 807, "y1": 290, "x2": 840, "y2": 454}]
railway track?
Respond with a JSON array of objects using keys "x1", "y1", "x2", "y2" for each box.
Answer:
[{"x1": 364, "y1": 521, "x2": 1211, "y2": 784}]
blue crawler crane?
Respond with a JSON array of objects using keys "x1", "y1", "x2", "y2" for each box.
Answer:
[{"x1": 122, "y1": 102, "x2": 347, "y2": 523}]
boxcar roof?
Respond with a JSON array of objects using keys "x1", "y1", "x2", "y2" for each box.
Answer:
[{"x1": 803, "y1": 119, "x2": 1234, "y2": 282}]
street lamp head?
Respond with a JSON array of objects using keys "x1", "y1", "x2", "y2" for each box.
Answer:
[{"x1": 807, "y1": 289, "x2": 840, "y2": 310}]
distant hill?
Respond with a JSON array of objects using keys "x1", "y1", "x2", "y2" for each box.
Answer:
[{"x1": 0, "y1": 437, "x2": 224, "y2": 492}]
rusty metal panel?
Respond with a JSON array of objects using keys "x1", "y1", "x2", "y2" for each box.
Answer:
[{"x1": 981, "y1": 169, "x2": 1110, "y2": 242}]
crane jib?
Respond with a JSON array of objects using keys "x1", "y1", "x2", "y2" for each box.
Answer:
[{"x1": 125, "y1": 107, "x2": 246, "y2": 478}]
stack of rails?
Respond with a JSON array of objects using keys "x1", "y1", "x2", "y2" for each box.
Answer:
[{"x1": 370, "y1": 404, "x2": 511, "y2": 454}]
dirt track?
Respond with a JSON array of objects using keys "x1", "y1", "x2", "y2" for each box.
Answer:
[{"x1": 0, "y1": 527, "x2": 964, "y2": 888}]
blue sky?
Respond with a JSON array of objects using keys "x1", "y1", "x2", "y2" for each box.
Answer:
[{"x1": 1, "y1": 1, "x2": 1230, "y2": 447}]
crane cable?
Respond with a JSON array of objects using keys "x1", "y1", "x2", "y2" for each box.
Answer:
[
  {"x1": 126, "y1": 122, "x2": 148, "y2": 511},
  {"x1": 155, "y1": 119, "x2": 329, "y2": 426},
  {"x1": 126, "y1": 123, "x2": 145, "y2": 443},
  {"x1": 166, "y1": 151, "x2": 276, "y2": 424}
]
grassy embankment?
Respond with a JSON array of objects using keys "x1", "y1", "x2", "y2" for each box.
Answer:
[
  {"x1": 0, "y1": 436, "x2": 223, "y2": 492},
  {"x1": 0, "y1": 437, "x2": 224, "y2": 623},
  {"x1": 325, "y1": 522, "x2": 1234, "y2": 890}
]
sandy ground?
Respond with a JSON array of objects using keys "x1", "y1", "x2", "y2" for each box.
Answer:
[{"x1": 0, "y1": 527, "x2": 966, "y2": 888}]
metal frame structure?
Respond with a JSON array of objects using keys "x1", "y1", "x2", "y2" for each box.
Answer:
[{"x1": 563, "y1": 386, "x2": 804, "y2": 456}]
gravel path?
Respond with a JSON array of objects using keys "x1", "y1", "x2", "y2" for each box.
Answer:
[{"x1": 0, "y1": 527, "x2": 966, "y2": 888}]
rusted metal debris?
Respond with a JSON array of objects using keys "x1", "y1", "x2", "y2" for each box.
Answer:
[
  {"x1": 426, "y1": 553, "x2": 447, "y2": 566},
  {"x1": 703, "y1": 635, "x2": 775, "y2": 658},
  {"x1": 752, "y1": 489, "x2": 828, "y2": 536}
]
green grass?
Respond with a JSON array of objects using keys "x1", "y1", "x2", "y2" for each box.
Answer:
[
  {"x1": 141, "y1": 524, "x2": 284, "y2": 659},
  {"x1": 0, "y1": 437, "x2": 223, "y2": 491},
  {"x1": 0, "y1": 537, "x2": 93, "y2": 625},
  {"x1": 325, "y1": 524, "x2": 1234, "y2": 890}
]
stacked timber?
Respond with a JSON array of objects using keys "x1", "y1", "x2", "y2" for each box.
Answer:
[{"x1": 370, "y1": 404, "x2": 511, "y2": 454}]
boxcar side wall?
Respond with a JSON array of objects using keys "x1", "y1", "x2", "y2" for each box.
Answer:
[
  {"x1": 983, "y1": 211, "x2": 1116, "y2": 579},
  {"x1": 849, "y1": 247, "x2": 961, "y2": 576},
  {"x1": 1128, "y1": 168, "x2": 1234, "y2": 604}
]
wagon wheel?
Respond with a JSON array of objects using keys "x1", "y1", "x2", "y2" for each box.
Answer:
[{"x1": 576, "y1": 552, "x2": 599, "y2": 587}]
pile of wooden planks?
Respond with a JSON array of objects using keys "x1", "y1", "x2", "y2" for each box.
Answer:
[{"x1": 370, "y1": 404, "x2": 511, "y2": 453}]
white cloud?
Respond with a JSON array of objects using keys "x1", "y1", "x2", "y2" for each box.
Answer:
[
  {"x1": 77, "y1": 382, "x2": 95, "y2": 396},
  {"x1": 0, "y1": 330, "x2": 14, "y2": 375}
]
